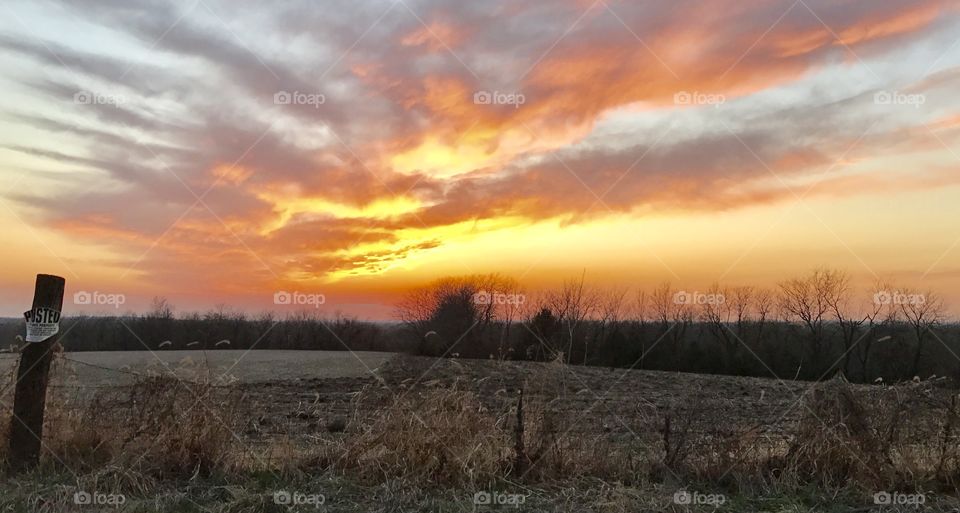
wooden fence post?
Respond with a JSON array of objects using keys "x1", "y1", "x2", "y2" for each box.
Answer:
[
  {"x1": 513, "y1": 388, "x2": 527, "y2": 476},
  {"x1": 8, "y1": 274, "x2": 65, "y2": 472}
]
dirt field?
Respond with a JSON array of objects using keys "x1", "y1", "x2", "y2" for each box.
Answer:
[
  {"x1": 237, "y1": 354, "x2": 816, "y2": 443},
  {"x1": 3, "y1": 351, "x2": 958, "y2": 512},
  {"x1": 10, "y1": 350, "x2": 947, "y2": 448},
  {"x1": 0, "y1": 349, "x2": 393, "y2": 386},
  {"x1": 35, "y1": 350, "x2": 933, "y2": 456}
]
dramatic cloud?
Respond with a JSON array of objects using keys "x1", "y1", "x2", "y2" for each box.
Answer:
[{"x1": 1, "y1": 0, "x2": 959, "y2": 307}]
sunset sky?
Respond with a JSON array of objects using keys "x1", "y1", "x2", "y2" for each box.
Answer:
[{"x1": 1, "y1": 0, "x2": 959, "y2": 318}]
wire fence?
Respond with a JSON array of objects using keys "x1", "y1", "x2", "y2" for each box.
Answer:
[{"x1": 4, "y1": 353, "x2": 958, "y2": 463}]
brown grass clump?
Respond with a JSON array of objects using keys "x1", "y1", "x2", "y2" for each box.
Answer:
[
  {"x1": 518, "y1": 395, "x2": 645, "y2": 483},
  {"x1": 504, "y1": 356, "x2": 649, "y2": 483},
  {"x1": 31, "y1": 357, "x2": 244, "y2": 479},
  {"x1": 116, "y1": 374, "x2": 241, "y2": 477},
  {"x1": 778, "y1": 377, "x2": 912, "y2": 490},
  {"x1": 0, "y1": 356, "x2": 16, "y2": 467},
  {"x1": 335, "y1": 383, "x2": 513, "y2": 486},
  {"x1": 771, "y1": 378, "x2": 960, "y2": 498}
]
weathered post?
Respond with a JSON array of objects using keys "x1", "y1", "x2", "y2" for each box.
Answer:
[
  {"x1": 8, "y1": 274, "x2": 65, "y2": 472},
  {"x1": 513, "y1": 388, "x2": 527, "y2": 476}
]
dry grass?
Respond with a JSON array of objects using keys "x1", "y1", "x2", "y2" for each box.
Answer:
[
  {"x1": 320, "y1": 356, "x2": 649, "y2": 486},
  {"x1": 1, "y1": 353, "x2": 960, "y2": 511},
  {"x1": 781, "y1": 379, "x2": 892, "y2": 487},
  {"x1": 0, "y1": 352, "x2": 244, "y2": 482},
  {"x1": 753, "y1": 376, "x2": 960, "y2": 496},
  {"x1": 325, "y1": 358, "x2": 960, "y2": 496},
  {"x1": 332, "y1": 383, "x2": 513, "y2": 486},
  {"x1": 518, "y1": 387, "x2": 648, "y2": 481},
  {"x1": 0, "y1": 351, "x2": 15, "y2": 467}
]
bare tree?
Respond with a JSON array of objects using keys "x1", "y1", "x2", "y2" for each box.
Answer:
[
  {"x1": 395, "y1": 286, "x2": 436, "y2": 337},
  {"x1": 544, "y1": 273, "x2": 600, "y2": 363},
  {"x1": 697, "y1": 284, "x2": 754, "y2": 371},
  {"x1": 650, "y1": 282, "x2": 673, "y2": 332},
  {"x1": 588, "y1": 287, "x2": 627, "y2": 364},
  {"x1": 778, "y1": 268, "x2": 841, "y2": 373},
  {"x1": 730, "y1": 286, "x2": 755, "y2": 338},
  {"x1": 898, "y1": 288, "x2": 946, "y2": 379},
  {"x1": 395, "y1": 274, "x2": 518, "y2": 357},
  {"x1": 822, "y1": 271, "x2": 871, "y2": 378},
  {"x1": 149, "y1": 296, "x2": 174, "y2": 320},
  {"x1": 635, "y1": 290, "x2": 649, "y2": 327},
  {"x1": 147, "y1": 296, "x2": 175, "y2": 343},
  {"x1": 634, "y1": 289, "x2": 650, "y2": 369},
  {"x1": 754, "y1": 288, "x2": 775, "y2": 341},
  {"x1": 649, "y1": 282, "x2": 692, "y2": 372},
  {"x1": 486, "y1": 275, "x2": 524, "y2": 359},
  {"x1": 701, "y1": 283, "x2": 736, "y2": 355},
  {"x1": 855, "y1": 280, "x2": 893, "y2": 381}
]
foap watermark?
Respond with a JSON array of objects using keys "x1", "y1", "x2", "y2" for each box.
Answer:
[
  {"x1": 274, "y1": 291, "x2": 326, "y2": 308},
  {"x1": 673, "y1": 490, "x2": 726, "y2": 507},
  {"x1": 473, "y1": 90, "x2": 525, "y2": 108},
  {"x1": 73, "y1": 290, "x2": 126, "y2": 309},
  {"x1": 73, "y1": 90, "x2": 125, "y2": 107},
  {"x1": 873, "y1": 290, "x2": 926, "y2": 306},
  {"x1": 473, "y1": 491, "x2": 526, "y2": 507},
  {"x1": 74, "y1": 491, "x2": 126, "y2": 507},
  {"x1": 873, "y1": 491, "x2": 925, "y2": 506},
  {"x1": 273, "y1": 490, "x2": 325, "y2": 507},
  {"x1": 874, "y1": 90, "x2": 925, "y2": 109},
  {"x1": 274, "y1": 90, "x2": 326, "y2": 108},
  {"x1": 674, "y1": 290, "x2": 725, "y2": 306},
  {"x1": 473, "y1": 290, "x2": 526, "y2": 306},
  {"x1": 674, "y1": 91, "x2": 725, "y2": 107}
]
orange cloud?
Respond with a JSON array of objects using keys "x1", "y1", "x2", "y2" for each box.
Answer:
[{"x1": 2, "y1": 0, "x2": 959, "y2": 311}]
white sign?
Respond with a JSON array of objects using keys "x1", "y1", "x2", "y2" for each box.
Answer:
[{"x1": 23, "y1": 307, "x2": 61, "y2": 343}]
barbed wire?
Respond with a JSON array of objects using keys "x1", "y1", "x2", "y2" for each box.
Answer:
[
  {"x1": 59, "y1": 356, "x2": 149, "y2": 378},
  {"x1": 5, "y1": 356, "x2": 953, "y2": 451}
]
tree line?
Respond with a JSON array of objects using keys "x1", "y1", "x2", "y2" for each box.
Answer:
[
  {"x1": 0, "y1": 269, "x2": 954, "y2": 384},
  {"x1": 394, "y1": 269, "x2": 956, "y2": 383},
  {"x1": 0, "y1": 297, "x2": 401, "y2": 354}
]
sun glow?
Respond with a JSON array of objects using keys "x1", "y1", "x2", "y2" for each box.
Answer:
[
  {"x1": 324, "y1": 215, "x2": 535, "y2": 281},
  {"x1": 389, "y1": 136, "x2": 496, "y2": 178},
  {"x1": 259, "y1": 194, "x2": 424, "y2": 234}
]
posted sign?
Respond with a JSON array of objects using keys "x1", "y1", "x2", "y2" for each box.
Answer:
[{"x1": 23, "y1": 307, "x2": 61, "y2": 343}]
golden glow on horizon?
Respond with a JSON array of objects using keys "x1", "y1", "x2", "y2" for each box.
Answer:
[
  {"x1": 2, "y1": 181, "x2": 960, "y2": 315},
  {"x1": 356, "y1": 186, "x2": 960, "y2": 290},
  {"x1": 324, "y1": 215, "x2": 535, "y2": 281}
]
